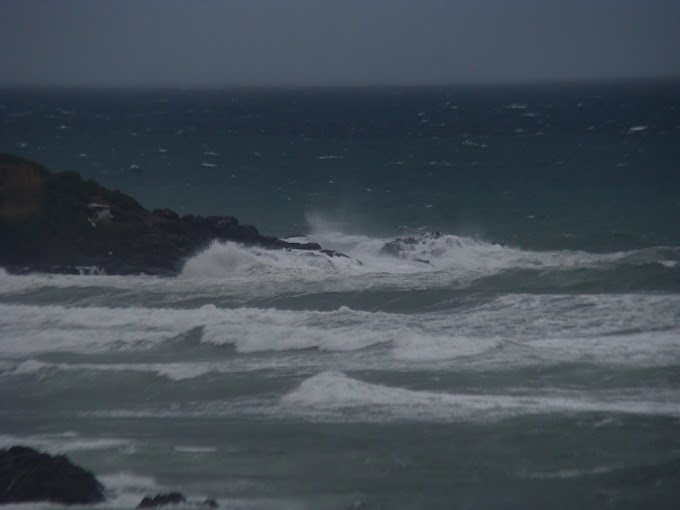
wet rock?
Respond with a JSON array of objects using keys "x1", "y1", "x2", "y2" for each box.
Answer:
[
  {"x1": 379, "y1": 236, "x2": 418, "y2": 257},
  {"x1": 137, "y1": 492, "x2": 186, "y2": 508},
  {"x1": 0, "y1": 445, "x2": 105, "y2": 505},
  {"x1": 0, "y1": 153, "x2": 350, "y2": 275},
  {"x1": 379, "y1": 232, "x2": 442, "y2": 258},
  {"x1": 153, "y1": 208, "x2": 180, "y2": 221},
  {"x1": 137, "y1": 493, "x2": 220, "y2": 508}
]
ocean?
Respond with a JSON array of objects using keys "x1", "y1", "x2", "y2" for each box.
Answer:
[{"x1": 1, "y1": 82, "x2": 679, "y2": 509}]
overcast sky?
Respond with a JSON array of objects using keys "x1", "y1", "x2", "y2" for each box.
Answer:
[{"x1": 1, "y1": 0, "x2": 679, "y2": 87}]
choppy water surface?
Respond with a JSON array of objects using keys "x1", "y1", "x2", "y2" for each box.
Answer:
[{"x1": 1, "y1": 84, "x2": 680, "y2": 509}]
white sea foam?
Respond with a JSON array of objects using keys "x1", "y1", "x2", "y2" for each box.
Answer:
[
  {"x1": 0, "y1": 433, "x2": 133, "y2": 454},
  {"x1": 12, "y1": 359, "x2": 236, "y2": 381},
  {"x1": 1, "y1": 293, "x2": 678, "y2": 368},
  {"x1": 99, "y1": 472, "x2": 163, "y2": 510},
  {"x1": 280, "y1": 372, "x2": 680, "y2": 422},
  {"x1": 99, "y1": 471, "x2": 160, "y2": 492},
  {"x1": 180, "y1": 241, "x2": 359, "y2": 280},
  {"x1": 181, "y1": 229, "x2": 634, "y2": 282},
  {"x1": 288, "y1": 227, "x2": 676, "y2": 286},
  {"x1": 12, "y1": 359, "x2": 50, "y2": 375},
  {"x1": 2, "y1": 232, "x2": 677, "y2": 297},
  {"x1": 527, "y1": 330, "x2": 680, "y2": 365}
]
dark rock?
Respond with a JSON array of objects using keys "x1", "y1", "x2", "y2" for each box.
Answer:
[
  {"x1": 321, "y1": 248, "x2": 349, "y2": 258},
  {"x1": 205, "y1": 215, "x2": 238, "y2": 227},
  {"x1": 379, "y1": 236, "x2": 417, "y2": 257},
  {"x1": 153, "y1": 208, "x2": 180, "y2": 221},
  {"x1": 0, "y1": 153, "x2": 351, "y2": 275},
  {"x1": 136, "y1": 493, "x2": 220, "y2": 509},
  {"x1": 379, "y1": 232, "x2": 442, "y2": 258},
  {"x1": 0, "y1": 445, "x2": 105, "y2": 505},
  {"x1": 137, "y1": 492, "x2": 186, "y2": 508},
  {"x1": 181, "y1": 214, "x2": 204, "y2": 224}
]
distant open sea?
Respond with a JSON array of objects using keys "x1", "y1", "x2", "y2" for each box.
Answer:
[{"x1": 1, "y1": 82, "x2": 680, "y2": 509}]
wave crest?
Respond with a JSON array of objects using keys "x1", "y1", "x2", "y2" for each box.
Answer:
[{"x1": 280, "y1": 371, "x2": 680, "y2": 422}]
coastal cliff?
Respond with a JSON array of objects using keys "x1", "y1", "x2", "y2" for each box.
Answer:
[{"x1": 0, "y1": 153, "x2": 332, "y2": 275}]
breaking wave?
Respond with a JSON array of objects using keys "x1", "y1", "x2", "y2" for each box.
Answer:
[
  {"x1": 280, "y1": 371, "x2": 680, "y2": 422},
  {"x1": 1, "y1": 292, "x2": 678, "y2": 370},
  {"x1": 172, "y1": 231, "x2": 680, "y2": 294}
]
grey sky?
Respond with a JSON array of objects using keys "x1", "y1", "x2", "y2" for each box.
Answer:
[{"x1": 1, "y1": 0, "x2": 679, "y2": 87}]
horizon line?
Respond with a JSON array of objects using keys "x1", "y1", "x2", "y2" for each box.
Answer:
[{"x1": 1, "y1": 75, "x2": 679, "y2": 92}]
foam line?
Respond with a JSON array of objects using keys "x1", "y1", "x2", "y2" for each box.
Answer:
[
  {"x1": 281, "y1": 372, "x2": 680, "y2": 422},
  {"x1": 1, "y1": 295, "x2": 678, "y2": 368}
]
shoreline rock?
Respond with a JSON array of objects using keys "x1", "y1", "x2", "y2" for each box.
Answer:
[
  {"x1": 0, "y1": 446, "x2": 105, "y2": 505},
  {"x1": 0, "y1": 153, "x2": 344, "y2": 276},
  {"x1": 137, "y1": 492, "x2": 219, "y2": 508},
  {"x1": 379, "y1": 232, "x2": 443, "y2": 263}
]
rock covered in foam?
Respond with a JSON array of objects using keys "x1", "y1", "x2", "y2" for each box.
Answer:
[
  {"x1": 379, "y1": 232, "x2": 443, "y2": 262},
  {"x1": 0, "y1": 153, "x2": 345, "y2": 275},
  {"x1": 0, "y1": 445, "x2": 105, "y2": 505}
]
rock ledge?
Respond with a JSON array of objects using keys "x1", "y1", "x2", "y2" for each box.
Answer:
[
  {"x1": 0, "y1": 153, "x2": 341, "y2": 275},
  {"x1": 0, "y1": 445, "x2": 105, "y2": 505}
]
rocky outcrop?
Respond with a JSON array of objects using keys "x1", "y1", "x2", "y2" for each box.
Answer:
[
  {"x1": 137, "y1": 492, "x2": 186, "y2": 508},
  {"x1": 379, "y1": 232, "x2": 442, "y2": 263},
  {"x1": 0, "y1": 446, "x2": 105, "y2": 505},
  {"x1": 0, "y1": 153, "x2": 342, "y2": 275},
  {"x1": 137, "y1": 492, "x2": 218, "y2": 508}
]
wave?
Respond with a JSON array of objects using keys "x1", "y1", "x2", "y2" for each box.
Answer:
[
  {"x1": 280, "y1": 371, "x2": 680, "y2": 422},
  {"x1": 6, "y1": 359, "x2": 220, "y2": 382},
  {"x1": 1, "y1": 293, "x2": 678, "y2": 367},
  {"x1": 98, "y1": 472, "x2": 165, "y2": 510},
  {"x1": 0, "y1": 432, "x2": 134, "y2": 455},
  {"x1": 2, "y1": 231, "x2": 678, "y2": 300},
  {"x1": 177, "y1": 231, "x2": 680, "y2": 290},
  {"x1": 179, "y1": 240, "x2": 363, "y2": 280}
]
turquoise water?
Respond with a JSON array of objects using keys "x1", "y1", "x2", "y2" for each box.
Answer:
[{"x1": 1, "y1": 84, "x2": 680, "y2": 509}]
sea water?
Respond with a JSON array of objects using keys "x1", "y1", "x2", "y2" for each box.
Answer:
[{"x1": 1, "y1": 83, "x2": 680, "y2": 509}]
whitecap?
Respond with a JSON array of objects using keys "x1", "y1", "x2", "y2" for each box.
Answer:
[
  {"x1": 280, "y1": 372, "x2": 680, "y2": 422},
  {"x1": 0, "y1": 433, "x2": 133, "y2": 454},
  {"x1": 98, "y1": 472, "x2": 162, "y2": 510}
]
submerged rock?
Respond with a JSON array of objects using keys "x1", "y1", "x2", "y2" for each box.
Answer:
[
  {"x1": 0, "y1": 445, "x2": 105, "y2": 505},
  {"x1": 0, "y1": 153, "x2": 345, "y2": 275}
]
